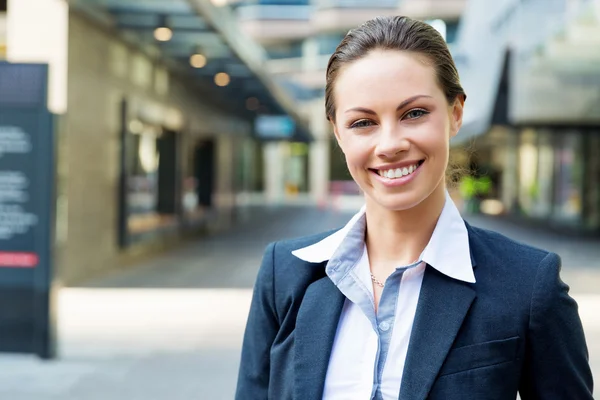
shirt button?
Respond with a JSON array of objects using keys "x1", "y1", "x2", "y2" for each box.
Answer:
[{"x1": 378, "y1": 321, "x2": 390, "y2": 332}]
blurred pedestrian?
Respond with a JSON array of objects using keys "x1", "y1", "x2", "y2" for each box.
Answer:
[{"x1": 236, "y1": 16, "x2": 593, "y2": 400}]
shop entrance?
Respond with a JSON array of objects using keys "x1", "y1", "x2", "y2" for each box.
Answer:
[
  {"x1": 157, "y1": 129, "x2": 179, "y2": 215},
  {"x1": 194, "y1": 139, "x2": 215, "y2": 208}
]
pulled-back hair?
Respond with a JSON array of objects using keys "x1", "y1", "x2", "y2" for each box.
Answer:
[{"x1": 325, "y1": 16, "x2": 466, "y2": 121}]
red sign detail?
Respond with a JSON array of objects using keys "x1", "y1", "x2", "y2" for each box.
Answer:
[{"x1": 0, "y1": 252, "x2": 39, "y2": 268}]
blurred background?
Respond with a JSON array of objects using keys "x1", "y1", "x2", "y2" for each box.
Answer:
[{"x1": 0, "y1": 0, "x2": 599, "y2": 398}]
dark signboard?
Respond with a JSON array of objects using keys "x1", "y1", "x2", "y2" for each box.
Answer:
[{"x1": 0, "y1": 62, "x2": 56, "y2": 359}]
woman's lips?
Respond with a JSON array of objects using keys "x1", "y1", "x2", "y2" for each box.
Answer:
[{"x1": 370, "y1": 160, "x2": 424, "y2": 187}]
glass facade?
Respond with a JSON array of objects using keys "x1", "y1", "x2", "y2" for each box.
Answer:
[
  {"x1": 532, "y1": 130, "x2": 554, "y2": 217},
  {"x1": 182, "y1": 139, "x2": 215, "y2": 226},
  {"x1": 500, "y1": 130, "x2": 518, "y2": 213},
  {"x1": 495, "y1": 127, "x2": 599, "y2": 232},
  {"x1": 584, "y1": 134, "x2": 600, "y2": 231},
  {"x1": 517, "y1": 129, "x2": 539, "y2": 216},
  {"x1": 126, "y1": 128, "x2": 161, "y2": 219},
  {"x1": 124, "y1": 124, "x2": 180, "y2": 241},
  {"x1": 552, "y1": 131, "x2": 584, "y2": 223}
]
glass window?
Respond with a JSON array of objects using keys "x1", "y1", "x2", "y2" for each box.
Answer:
[
  {"x1": 125, "y1": 123, "x2": 179, "y2": 240},
  {"x1": 127, "y1": 128, "x2": 160, "y2": 217},
  {"x1": 518, "y1": 129, "x2": 538, "y2": 216},
  {"x1": 501, "y1": 130, "x2": 519, "y2": 212},
  {"x1": 531, "y1": 130, "x2": 553, "y2": 218},
  {"x1": 182, "y1": 139, "x2": 215, "y2": 226},
  {"x1": 584, "y1": 134, "x2": 600, "y2": 230},
  {"x1": 552, "y1": 131, "x2": 583, "y2": 222}
]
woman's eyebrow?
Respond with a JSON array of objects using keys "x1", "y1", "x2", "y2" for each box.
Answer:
[
  {"x1": 396, "y1": 95, "x2": 433, "y2": 111},
  {"x1": 344, "y1": 95, "x2": 433, "y2": 115}
]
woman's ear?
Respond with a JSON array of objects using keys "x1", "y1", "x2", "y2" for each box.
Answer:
[
  {"x1": 331, "y1": 119, "x2": 344, "y2": 152},
  {"x1": 449, "y1": 95, "x2": 465, "y2": 138}
]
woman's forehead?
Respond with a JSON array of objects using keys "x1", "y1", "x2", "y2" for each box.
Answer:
[{"x1": 334, "y1": 50, "x2": 441, "y2": 109}]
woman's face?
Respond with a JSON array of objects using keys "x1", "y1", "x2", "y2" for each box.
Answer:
[{"x1": 331, "y1": 49, "x2": 464, "y2": 212}]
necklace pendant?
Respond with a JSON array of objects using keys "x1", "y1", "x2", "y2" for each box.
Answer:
[{"x1": 370, "y1": 273, "x2": 385, "y2": 288}]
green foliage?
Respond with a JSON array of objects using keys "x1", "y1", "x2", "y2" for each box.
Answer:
[{"x1": 459, "y1": 175, "x2": 492, "y2": 199}]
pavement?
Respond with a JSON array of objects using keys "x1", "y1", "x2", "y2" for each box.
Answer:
[{"x1": 0, "y1": 200, "x2": 598, "y2": 399}]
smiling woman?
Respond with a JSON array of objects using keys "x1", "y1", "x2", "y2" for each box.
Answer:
[
  {"x1": 330, "y1": 49, "x2": 462, "y2": 215},
  {"x1": 236, "y1": 16, "x2": 593, "y2": 400}
]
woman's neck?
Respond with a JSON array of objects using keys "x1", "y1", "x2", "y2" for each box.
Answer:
[{"x1": 365, "y1": 183, "x2": 447, "y2": 272}]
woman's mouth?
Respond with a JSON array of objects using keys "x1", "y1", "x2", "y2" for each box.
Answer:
[{"x1": 372, "y1": 160, "x2": 424, "y2": 180}]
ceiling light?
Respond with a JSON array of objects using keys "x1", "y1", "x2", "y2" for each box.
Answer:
[
  {"x1": 190, "y1": 54, "x2": 207, "y2": 68},
  {"x1": 154, "y1": 27, "x2": 172, "y2": 42},
  {"x1": 214, "y1": 72, "x2": 230, "y2": 87},
  {"x1": 154, "y1": 16, "x2": 173, "y2": 42}
]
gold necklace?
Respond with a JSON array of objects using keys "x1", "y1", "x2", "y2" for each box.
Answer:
[
  {"x1": 370, "y1": 273, "x2": 386, "y2": 288},
  {"x1": 370, "y1": 258, "x2": 420, "y2": 288}
]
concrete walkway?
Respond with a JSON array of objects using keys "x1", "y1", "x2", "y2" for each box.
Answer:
[{"x1": 0, "y1": 203, "x2": 598, "y2": 399}]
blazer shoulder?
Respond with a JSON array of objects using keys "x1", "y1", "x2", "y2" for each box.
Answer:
[{"x1": 466, "y1": 222, "x2": 553, "y2": 268}]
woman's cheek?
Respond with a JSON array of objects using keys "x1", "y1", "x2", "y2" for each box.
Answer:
[{"x1": 346, "y1": 146, "x2": 370, "y2": 169}]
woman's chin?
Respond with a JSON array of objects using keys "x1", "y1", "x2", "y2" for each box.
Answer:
[{"x1": 365, "y1": 190, "x2": 426, "y2": 212}]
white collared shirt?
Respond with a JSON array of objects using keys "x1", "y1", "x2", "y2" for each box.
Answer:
[{"x1": 292, "y1": 191, "x2": 474, "y2": 400}]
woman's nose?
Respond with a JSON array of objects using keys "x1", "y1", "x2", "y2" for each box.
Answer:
[{"x1": 375, "y1": 125, "x2": 410, "y2": 159}]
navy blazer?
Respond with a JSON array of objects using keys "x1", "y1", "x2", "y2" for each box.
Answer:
[{"x1": 235, "y1": 222, "x2": 594, "y2": 399}]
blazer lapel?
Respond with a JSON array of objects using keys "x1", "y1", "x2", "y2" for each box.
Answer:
[
  {"x1": 294, "y1": 275, "x2": 345, "y2": 400},
  {"x1": 399, "y1": 265, "x2": 477, "y2": 400}
]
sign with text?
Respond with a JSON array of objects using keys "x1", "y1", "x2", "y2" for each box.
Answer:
[
  {"x1": 255, "y1": 115, "x2": 296, "y2": 139},
  {"x1": 0, "y1": 62, "x2": 56, "y2": 359}
]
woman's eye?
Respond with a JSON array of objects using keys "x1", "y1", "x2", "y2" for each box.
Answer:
[
  {"x1": 349, "y1": 119, "x2": 374, "y2": 129},
  {"x1": 404, "y1": 109, "x2": 429, "y2": 120}
]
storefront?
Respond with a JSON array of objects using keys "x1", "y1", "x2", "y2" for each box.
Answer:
[
  {"x1": 584, "y1": 133, "x2": 600, "y2": 230},
  {"x1": 485, "y1": 127, "x2": 600, "y2": 234},
  {"x1": 118, "y1": 99, "x2": 263, "y2": 247},
  {"x1": 120, "y1": 109, "x2": 182, "y2": 246}
]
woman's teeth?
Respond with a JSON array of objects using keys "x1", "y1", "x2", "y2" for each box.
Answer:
[{"x1": 378, "y1": 163, "x2": 420, "y2": 179}]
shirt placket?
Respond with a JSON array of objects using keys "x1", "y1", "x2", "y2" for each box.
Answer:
[
  {"x1": 370, "y1": 266, "x2": 406, "y2": 400},
  {"x1": 328, "y1": 239, "x2": 423, "y2": 400}
]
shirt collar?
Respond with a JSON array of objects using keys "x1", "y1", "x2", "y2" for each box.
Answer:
[{"x1": 291, "y1": 191, "x2": 475, "y2": 283}]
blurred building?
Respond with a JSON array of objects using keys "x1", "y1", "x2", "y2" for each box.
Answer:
[
  {"x1": 453, "y1": 0, "x2": 600, "y2": 234},
  {"x1": 3, "y1": 0, "x2": 598, "y2": 286},
  {"x1": 0, "y1": 0, "x2": 308, "y2": 284},
  {"x1": 230, "y1": 0, "x2": 467, "y2": 201}
]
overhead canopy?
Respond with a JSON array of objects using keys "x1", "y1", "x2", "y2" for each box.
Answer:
[
  {"x1": 68, "y1": 0, "x2": 312, "y2": 141},
  {"x1": 451, "y1": 0, "x2": 600, "y2": 145},
  {"x1": 449, "y1": 0, "x2": 513, "y2": 145}
]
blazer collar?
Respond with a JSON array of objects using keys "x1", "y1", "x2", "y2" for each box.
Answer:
[
  {"x1": 400, "y1": 265, "x2": 477, "y2": 399},
  {"x1": 292, "y1": 191, "x2": 475, "y2": 283},
  {"x1": 294, "y1": 275, "x2": 346, "y2": 400},
  {"x1": 291, "y1": 204, "x2": 366, "y2": 263},
  {"x1": 292, "y1": 263, "x2": 477, "y2": 400}
]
